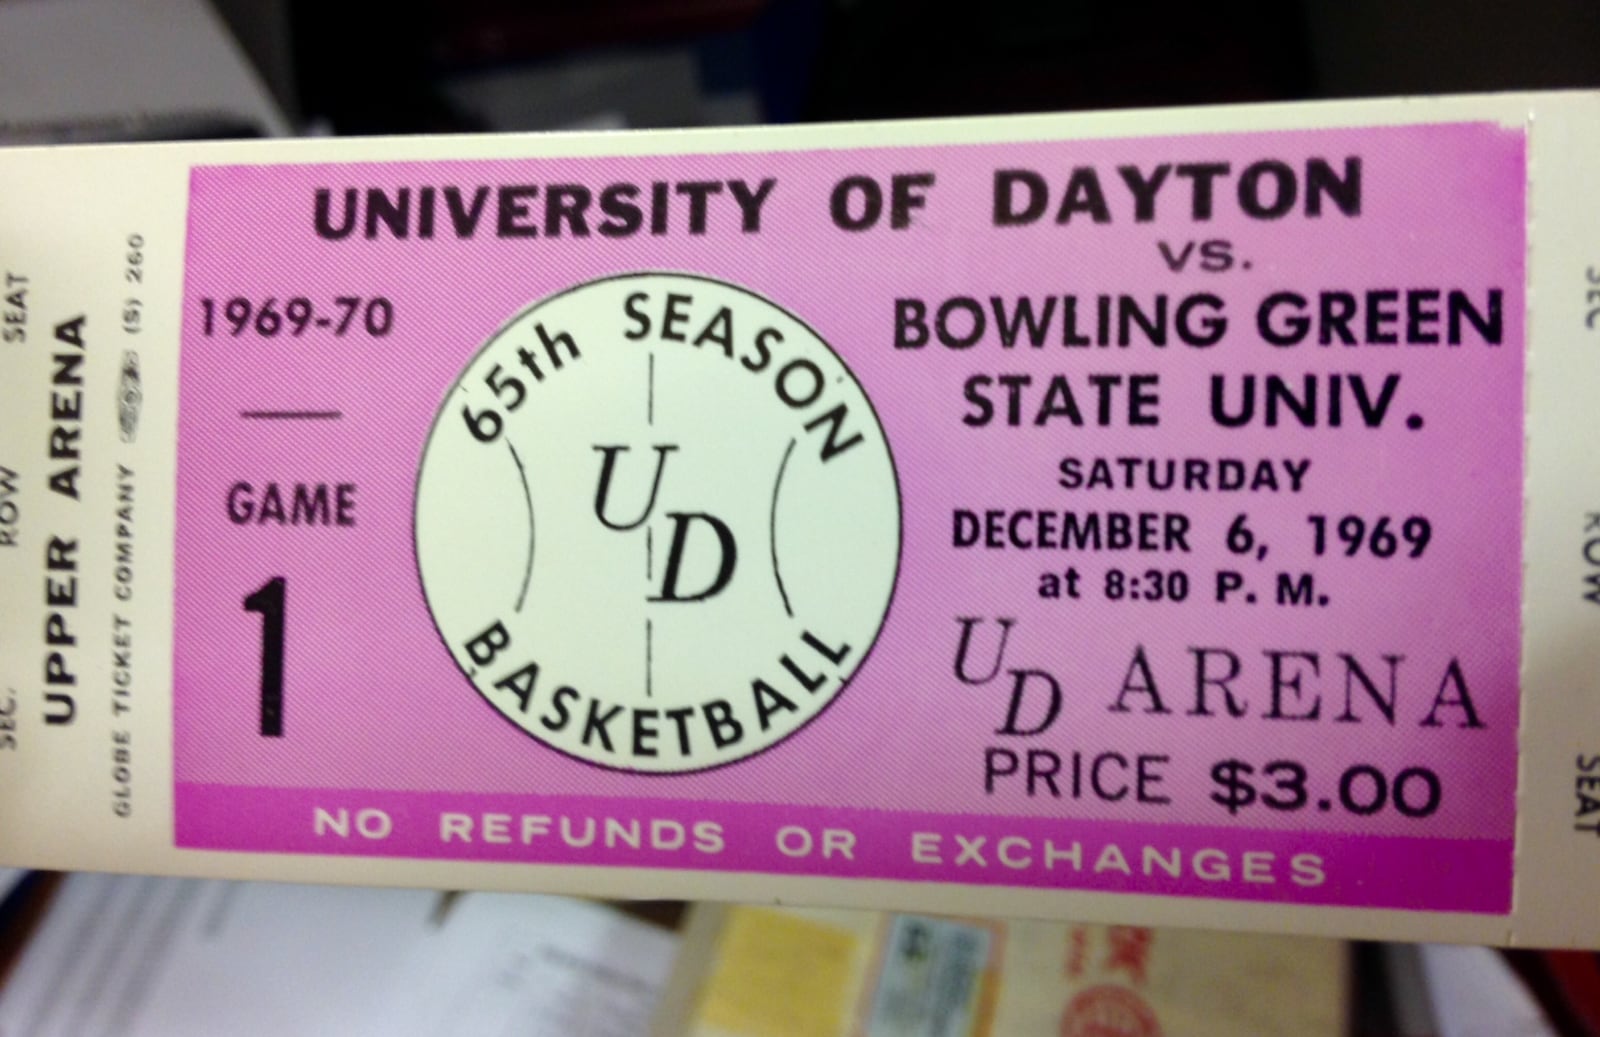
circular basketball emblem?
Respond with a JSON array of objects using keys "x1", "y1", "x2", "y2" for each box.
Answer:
[{"x1": 416, "y1": 273, "x2": 900, "y2": 773}]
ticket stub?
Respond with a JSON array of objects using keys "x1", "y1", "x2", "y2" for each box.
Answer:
[{"x1": 2, "y1": 91, "x2": 1598, "y2": 947}]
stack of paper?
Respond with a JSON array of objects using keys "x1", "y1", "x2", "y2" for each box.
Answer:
[{"x1": 0, "y1": 874, "x2": 676, "y2": 1036}]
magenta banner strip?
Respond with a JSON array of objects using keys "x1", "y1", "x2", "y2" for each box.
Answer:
[{"x1": 176, "y1": 783, "x2": 1509, "y2": 913}]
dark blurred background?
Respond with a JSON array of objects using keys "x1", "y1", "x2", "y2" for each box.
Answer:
[
  {"x1": 236, "y1": 0, "x2": 1600, "y2": 134},
  {"x1": 5, "y1": 0, "x2": 1597, "y2": 142}
]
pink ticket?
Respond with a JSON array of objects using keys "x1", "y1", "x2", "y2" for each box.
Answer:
[{"x1": 3, "y1": 92, "x2": 1599, "y2": 946}]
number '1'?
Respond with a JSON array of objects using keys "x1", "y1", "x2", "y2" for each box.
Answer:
[{"x1": 244, "y1": 577, "x2": 286, "y2": 737}]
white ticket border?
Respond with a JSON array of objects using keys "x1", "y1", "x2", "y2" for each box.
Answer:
[{"x1": 1, "y1": 91, "x2": 1596, "y2": 947}]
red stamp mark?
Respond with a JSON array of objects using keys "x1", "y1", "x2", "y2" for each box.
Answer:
[
  {"x1": 1103, "y1": 927, "x2": 1154, "y2": 985},
  {"x1": 1061, "y1": 985, "x2": 1162, "y2": 1037}
]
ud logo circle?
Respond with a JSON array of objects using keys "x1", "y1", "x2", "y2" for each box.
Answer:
[{"x1": 416, "y1": 273, "x2": 901, "y2": 773}]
